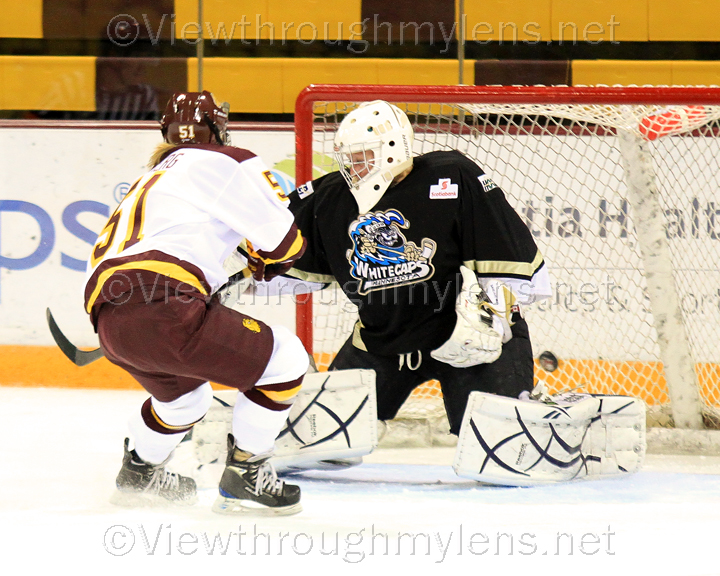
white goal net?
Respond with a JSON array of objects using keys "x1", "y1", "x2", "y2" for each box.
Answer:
[{"x1": 293, "y1": 85, "x2": 720, "y2": 441}]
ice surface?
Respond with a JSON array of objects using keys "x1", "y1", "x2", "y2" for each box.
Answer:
[{"x1": 1, "y1": 387, "x2": 719, "y2": 575}]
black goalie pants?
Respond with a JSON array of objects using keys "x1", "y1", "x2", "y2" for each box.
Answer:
[{"x1": 329, "y1": 318, "x2": 534, "y2": 435}]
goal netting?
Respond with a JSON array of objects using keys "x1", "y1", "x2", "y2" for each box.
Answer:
[{"x1": 293, "y1": 85, "x2": 720, "y2": 444}]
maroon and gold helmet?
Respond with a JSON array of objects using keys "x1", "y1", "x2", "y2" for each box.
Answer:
[{"x1": 160, "y1": 91, "x2": 229, "y2": 145}]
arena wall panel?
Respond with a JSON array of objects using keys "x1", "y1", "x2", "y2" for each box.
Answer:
[
  {"x1": 460, "y1": 0, "x2": 553, "y2": 42},
  {"x1": 0, "y1": 0, "x2": 719, "y2": 42},
  {"x1": 187, "y1": 58, "x2": 475, "y2": 114},
  {"x1": 1, "y1": 56, "x2": 719, "y2": 114},
  {"x1": 0, "y1": 56, "x2": 96, "y2": 111},
  {"x1": 475, "y1": 59, "x2": 571, "y2": 85},
  {"x1": 175, "y1": 0, "x2": 270, "y2": 41},
  {"x1": 96, "y1": 57, "x2": 188, "y2": 120},
  {"x1": 671, "y1": 61, "x2": 720, "y2": 86},
  {"x1": 649, "y1": 0, "x2": 720, "y2": 41},
  {"x1": 573, "y1": 59, "x2": 720, "y2": 86},
  {"x1": 186, "y1": 57, "x2": 286, "y2": 112},
  {"x1": 0, "y1": 123, "x2": 298, "y2": 389},
  {"x1": 174, "y1": 0, "x2": 362, "y2": 41},
  {"x1": 0, "y1": 1, "x2": 43, "y2": 38},
  {"x1": 267, "y1": 0, "x2": 362, "y2": 41},
  {"x1": 550, "y1": 0, "x2": 647, "y2": 42},
  {"x1": 362, "y1": 0, "x2": 455, "y2": 43},
  {"x1": 40, "y1": 0, "x2": 174, "y2": 40}
]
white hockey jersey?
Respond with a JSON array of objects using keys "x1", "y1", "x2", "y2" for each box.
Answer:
[{"x1": 84, "y1": 144, "x2": 299, "y2": 318}]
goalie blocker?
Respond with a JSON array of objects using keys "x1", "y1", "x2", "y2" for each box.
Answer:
[
  {"x1": 192, "y1": 369, "x2": 378, "y2": 474},
  {"x1": 454, "y1": 388, "x2": 646, "y2": 485}
]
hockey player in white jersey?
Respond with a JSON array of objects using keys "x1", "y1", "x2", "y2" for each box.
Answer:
[{"x1": 84, "y1": 91, "x2": 308, "y2": 514}]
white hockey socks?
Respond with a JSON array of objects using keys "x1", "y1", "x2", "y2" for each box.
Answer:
[
  {"x1": 129, "y1": 383, "x2": 214, "y2": 464},
  {"x1": 232, "y1": 392, "x2": 292, "y2": 455}
]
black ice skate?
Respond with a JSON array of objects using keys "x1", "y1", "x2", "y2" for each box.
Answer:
[
  {"x1": 212, "y1": 435, "x2": 302, "y2": 516},
  {"x1": 110, "y1": 438, "x2": 197, "y2": 507}
]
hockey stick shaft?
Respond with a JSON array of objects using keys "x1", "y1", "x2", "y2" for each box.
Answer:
[{"x1": 46, "y1": 308, "x2": 104, "y2": 366}]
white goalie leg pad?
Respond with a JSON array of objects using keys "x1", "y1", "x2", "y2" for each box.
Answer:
[
  {"x1": 272, "y1": 368, "x2": 377, "y2": 472},
  {"x1": 453, "y1": 391, "x2": 646, "y2": 486},
  {"x1": 191, "y1": 369, "x2": 378, "y2": 473},
  {"x1": 453, "y1": 391, "x2": 599, "y2": 485}
]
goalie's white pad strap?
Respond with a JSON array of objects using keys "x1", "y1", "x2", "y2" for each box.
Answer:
[
  {"x1": 477, "y1": 278, "x2": 519, "y2": 344},
  {"x1": 453, "y1": 391, "x2": 646, "y2": 485},
  {"x1": 573, "y1": 393, "x2": 647, "y2": 477},
  {"x1": 191, "y1": 369, "x2": 378, "y2": 473}
]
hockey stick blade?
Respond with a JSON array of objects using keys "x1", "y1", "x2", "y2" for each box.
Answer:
[{"x1": 46, "y1": 308, "x2": 104, "y2": 367}]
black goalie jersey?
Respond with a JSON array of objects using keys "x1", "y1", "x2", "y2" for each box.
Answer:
[{"x1": 287, "y1": 150, "x2": 547, "y2": 356}]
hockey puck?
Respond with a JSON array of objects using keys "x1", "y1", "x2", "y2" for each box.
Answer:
[{"x1": 538, "y1": 351, "x2": 559, "y2": 372}]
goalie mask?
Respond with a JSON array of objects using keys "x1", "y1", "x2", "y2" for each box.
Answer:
[
  {"x1": 160, "y1": 91, "x2": 230, "y2": 145},
  {"x1": 334, "y1": 100, "x2": 414, "y2": 214}
]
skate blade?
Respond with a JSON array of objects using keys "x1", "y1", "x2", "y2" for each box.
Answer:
[
  {"x1": 109, "y1": 489, "x2": 198, "y2": 508},
  {"x1": 277, "y1": 457, "x2": 363, "y2": 476},
  {"x1": 211, "y1": 495, "x2": 302, "y2": 516}
]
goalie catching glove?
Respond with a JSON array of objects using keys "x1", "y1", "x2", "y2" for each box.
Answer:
[{"x1": 431, "y1": 266, "x2": 516, "y2": 368}]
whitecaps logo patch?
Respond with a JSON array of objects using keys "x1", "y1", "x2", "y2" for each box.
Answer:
[{"x1": 347, "y1": 209, "x2": 437, "y2": 295}]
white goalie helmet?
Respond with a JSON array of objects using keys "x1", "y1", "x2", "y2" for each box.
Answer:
[{"x1": 333, "y1": 100, "x2": 414, "y2": 213}]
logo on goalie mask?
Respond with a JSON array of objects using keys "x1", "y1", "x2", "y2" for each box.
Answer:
[{"x1": 346, "y1": 209, "x2": 436, "y2": 295}]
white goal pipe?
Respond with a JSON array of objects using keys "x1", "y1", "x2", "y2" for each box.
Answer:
[{"x1": 618, "y1": 131, "x2": 704, "y2": 429}]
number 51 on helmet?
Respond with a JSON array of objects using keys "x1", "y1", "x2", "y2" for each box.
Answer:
[{"x1": 160, "y1": 91, "x2": 230, "y2": 145}]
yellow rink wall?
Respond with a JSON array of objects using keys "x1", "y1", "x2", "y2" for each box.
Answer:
[
  {"x1": 1, "y1": 346, "x2": 143, "y2": 390},
  {"x1": 2, "y1": 1, "x2": 720, "y2": 114},
  {"x1": 5, "y1": 345, "x2": 717, "y2": 410},
  {"x1": 0, "y1": 345, "x2": 241, "y2": 393},
  {"x1": 3, "y1": 56, "x2": 720, "y2": 113},
  {"x1": 2, "y1": 1, "x2": 720, "y2": 42}
]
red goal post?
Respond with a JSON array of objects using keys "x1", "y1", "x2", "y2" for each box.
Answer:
[{"x1": 293, "y1": 84, "x2": 720, "y2": 432}]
